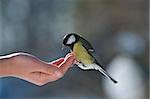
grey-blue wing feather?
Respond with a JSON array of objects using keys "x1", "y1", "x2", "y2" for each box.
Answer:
[
  {"x1": 79, "y1": 37, "x2": 104, "y2": 66},
  {"x1": 79, "y1": 37, "x2": 96, "y2": 56}
]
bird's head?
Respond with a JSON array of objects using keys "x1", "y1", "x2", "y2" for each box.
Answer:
[{"x1": 63, "y1": 33, "x2": 79, "y2": 47}]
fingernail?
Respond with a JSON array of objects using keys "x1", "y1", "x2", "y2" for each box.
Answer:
[{"x1": 65, "y1": 55, "x2": 74, "y2": 62}]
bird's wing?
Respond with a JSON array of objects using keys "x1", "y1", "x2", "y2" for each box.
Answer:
[
  {"x1": 79, "y1": 37, "x2": 95, "y2": 56},
  {"x1": 79, "y1": 37, "x2": 104, "y2": 68}
]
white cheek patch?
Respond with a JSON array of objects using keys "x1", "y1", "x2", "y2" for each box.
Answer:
[{"x1": 66, "y1": 35, "x2": 76, "y2": 44}]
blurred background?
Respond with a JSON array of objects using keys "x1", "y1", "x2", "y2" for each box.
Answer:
[{"x1": 0, "y1": 0, "x2": 149, "y2": 99}]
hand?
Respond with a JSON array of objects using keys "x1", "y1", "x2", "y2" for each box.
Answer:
[{"x1": 0, "y1": 53, "x2": 74, "y2": 86}]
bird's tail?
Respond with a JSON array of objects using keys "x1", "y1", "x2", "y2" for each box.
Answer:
[{"x1": 93, "y1": 64, "x2": 118, "y2": 83}]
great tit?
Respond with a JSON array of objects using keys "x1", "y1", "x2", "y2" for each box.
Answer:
[{"x1": 63, "y1": 33, "x2": 117, "y2": 83}]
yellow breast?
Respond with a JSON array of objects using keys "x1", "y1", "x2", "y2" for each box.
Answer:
[{"x1": 73, "y1": 42, "x2": 93, "y2": 64}]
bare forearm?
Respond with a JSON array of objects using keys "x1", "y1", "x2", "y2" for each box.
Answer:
[{"x1": 0, "y1": 56, "x2": 13, "y2": 77}]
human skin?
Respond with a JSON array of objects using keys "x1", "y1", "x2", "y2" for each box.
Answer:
[{"x1": 0, "y1": 53, "x2": 74, "y2": 86}]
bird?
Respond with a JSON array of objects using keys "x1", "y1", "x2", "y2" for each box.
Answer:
[{"x1": 63, "y1": 33, "x2": 117, "y2": 83}]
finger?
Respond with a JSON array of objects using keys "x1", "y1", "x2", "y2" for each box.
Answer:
[
  {"x1": 59, "y1": 54, "x2": 74, "y2": 74},
  {"x1": 49, "y1": 53, "x2": 73, "y2": 66},
  {"x1": 65, "y1": 53, "x2": 74, "y2": 59},
  {"x1": 49, "y1": 58, "x2": 64, "y2": 66}
]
